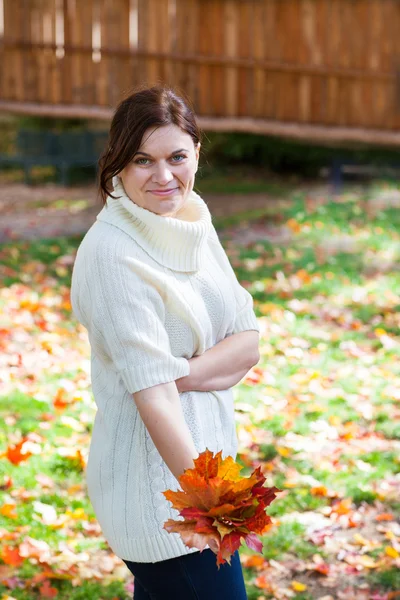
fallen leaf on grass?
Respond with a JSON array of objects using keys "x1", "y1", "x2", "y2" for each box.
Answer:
[
  {"x1": 240, "y1": 554, "x2": 266, "y2": 569},
  {"x1": 0, "y1": 504, "x2": 17, "y2": 519},
  {"x1": 1, "y1": 546, "x2": 24, "y2": 567},
  {"x1": 1, "y1": 438, "x2": 32, "y2": 465},
  {"x1": 291, "y1": 580, "x2": 308, "y2": 591},
  {"x1": 39, "y1": 580, "x2": 58, "y2": 597}
]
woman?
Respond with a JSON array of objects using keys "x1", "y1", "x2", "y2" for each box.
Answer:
[{"x1": 70, "y1": 85, "x2": 260, "y2": 600}]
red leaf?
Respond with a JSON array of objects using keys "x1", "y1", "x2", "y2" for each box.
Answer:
[
  {"x1": 313, "y1": 563, "x2": 330, "y2": 576},
  {"x1": 244, "y1": 533, "x2": 264, "y2": 553},
  {"x1": 39, "y1": 580, "x2": 58, "y2": 598}
]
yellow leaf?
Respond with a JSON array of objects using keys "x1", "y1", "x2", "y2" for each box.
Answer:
[
  {"x1": 67, "y1": 484, "x2": 83, "y2": 494},
  {"x1": 286, "y1": 219, "x2": 302, "y2": 233},
  {"x1": 374, "y1": 328, "x2": 387, "y2": 337},
  {"x1": 357, "y1": 555, "x2": 380, "y2": 568},
  {"x1": 276, "y1": 446, "x2": 291, "y2": 457},
  {"x1": 65, "y1": 508, "x2": 87, "y2": 520},
  {"x1": 385, "y1": 546, "x2": 400, "y2": 559},
  {"x1": 353, "y1": 533, "x2": 370, "y2": 546},
  {"x1": 291, "y1": 581, "x2": 307, "y2": 592}
]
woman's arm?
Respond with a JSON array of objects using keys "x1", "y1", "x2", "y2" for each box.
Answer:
[
  {"x1": 176, "y1": 330, "x2": 260, "y2": 393},
  {"x1": 134, "y1": 381, "x2": 199, "y2": 482}
]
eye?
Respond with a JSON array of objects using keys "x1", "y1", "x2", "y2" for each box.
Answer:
[
  {"x1": 134, "y1": 157, "x2": 151, "y2": 165},
  {"x1": 171, "y1": 154, "x2": 186, "y2": 162}
]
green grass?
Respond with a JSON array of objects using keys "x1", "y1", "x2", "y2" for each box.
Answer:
[
  {"x1": 368, "y1": 567, "x2": 400, "y2": 591},
  {"x1": 261, "y1": 521, "x2": 325, "y2": 561}
]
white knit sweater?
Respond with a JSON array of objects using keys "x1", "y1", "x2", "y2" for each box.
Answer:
[{"x1": 70, "y1": 176, "x2": 259, "y2": 563}]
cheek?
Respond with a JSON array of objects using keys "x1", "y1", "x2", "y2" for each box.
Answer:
[
  {"x1": 176, "y1": 163, "x2": 197, "y2": 183},
  {"x1": 125, "y1": 168, "x2": 148, "y2": 190}
]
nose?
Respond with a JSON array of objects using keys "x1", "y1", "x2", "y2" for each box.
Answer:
[{"x1": 152, "y1": 162, "x2": 174, "y2": 186}]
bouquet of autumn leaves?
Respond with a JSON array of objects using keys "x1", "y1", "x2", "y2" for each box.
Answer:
[{"x1": 162, "y1": 448, "x2": 281, "y2": 568}]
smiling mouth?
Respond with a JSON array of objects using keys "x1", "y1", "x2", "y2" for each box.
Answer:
[{"x1": 149, "y1": 188, "x2": 179, "y2": 196}]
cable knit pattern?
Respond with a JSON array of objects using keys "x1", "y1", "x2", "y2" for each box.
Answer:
[{"x1": 70, "y1": 180, "x2": 260, "y2": 563}]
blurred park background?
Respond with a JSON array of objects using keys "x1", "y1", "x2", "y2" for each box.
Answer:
[{"x1": 1, "y1": 1, "x2": 400, "y2": 599}]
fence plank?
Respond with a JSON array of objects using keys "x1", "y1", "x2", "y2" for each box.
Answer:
[
  {"x1": 175, "y1": 0, "x2": 199, "y2": 107},
  {"x1": 1, "y1": 0, "x2": 13, "y2": 99},
  {"x1": 99, "y1": 0, "x2": 130, "y2": 106},
  {"x1": 391, "y1": 0, "x2": 400, "y2": 128},
  {"x1": 252, "y1": 0, "x2": 266, "y2": 119},
  {"x1": 224, "y1": 0, "x2": 238, "y2": 117},
  {"x1": 1, "y1": 0, "x2": 400, "y2": 144},
  {"x1": 197, "y1": 0, "x2": 213, "y2": 115},
  {"x1": 4, "y1": 0, "x2": 25, "y2": 101},
  {"x1": 263, "y1": 0, "x2": 279, "y2": 120},
  {"x1": 207, "y1": 0, "x2": 225, "y2": 116}
]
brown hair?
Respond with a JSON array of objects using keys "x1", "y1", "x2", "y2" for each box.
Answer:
[{"x1": 98, "y1": 85, "x2": 201, "y2": 205}]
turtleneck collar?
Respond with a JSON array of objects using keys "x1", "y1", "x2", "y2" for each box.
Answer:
[{"x1": 96, "y1": 176, "x2": 212, "y2": 272}]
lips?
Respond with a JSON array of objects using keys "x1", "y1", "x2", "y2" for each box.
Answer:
[{"x1": 148, "y1": 187, "x2": 180, "y2": 198}]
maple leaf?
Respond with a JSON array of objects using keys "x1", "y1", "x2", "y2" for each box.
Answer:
[
  {"x1": 162, "y1": 448, "x2": 281, "y2": 568},
  {"x1": 39, "y1": 580, "x2": 58, "y2": 598},
  {"x1": 53, "y1": 388, "x2": 70, "y2": 410},
  {"x1": 1, "y1": 437, "x2": 32, "y2": 465},
  {"x1": 1, "y1": 545, "x2": 24, "y2": 567},
  {"x1": 0, "y1": 504, "x2": 17, "y2": 519}
]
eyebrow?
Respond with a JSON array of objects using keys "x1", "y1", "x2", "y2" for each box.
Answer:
[{"x1": 134, "y1": 148, "x2": 189, "y2": 158}]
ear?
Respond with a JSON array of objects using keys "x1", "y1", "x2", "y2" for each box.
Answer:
[{"x1": 195, "y1": 142, "x2": 201, "y2": 162}]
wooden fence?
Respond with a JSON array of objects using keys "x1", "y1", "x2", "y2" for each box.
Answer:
[{"x1": 1, "y1": 0, "x2": 400, "y2": 146}]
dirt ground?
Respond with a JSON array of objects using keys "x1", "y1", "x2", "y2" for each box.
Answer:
[{"x1": 0, "y1": 180, "x2": 294, "y2": 243}]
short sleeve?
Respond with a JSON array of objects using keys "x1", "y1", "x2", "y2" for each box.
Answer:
[
  {"x1": 208, "y1": 225, "x2": 260, "y2": 335},
  {"x1": 78, "y1": 244, "x2": 190, "y2": 395}
]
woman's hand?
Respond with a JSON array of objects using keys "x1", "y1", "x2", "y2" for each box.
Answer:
[{"x1": 176, "y1": 330, "x2": 259, "y2": 393}]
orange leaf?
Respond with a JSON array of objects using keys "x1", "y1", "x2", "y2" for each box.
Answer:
[
  {"x1": 2, "y1": 438, "x2": 32, "y2": 465},
  {"x1": 286, "y1": 218, "x2": 302, "y2": 233},
  {"x1": 332, "y1": 498, "x2": 352, "y2": 515},
  {"x1": 0, "y1": 504, "x2": 17, "y2": 519},
  {"x1": 310, "y1": 486, "x2": 329, "y2": 497},
  {"x1": 39, "y1": 580, "x2": 58, "y2": 598},
  {"x1": 164, "y1": 517, "x2": 220, "y2": 554},
  {"x1": 376, "y1": 513, "x2": 394, "y2": 521},
  {"x1": 254, "y1": 574, "x2": 275, "y2": 591},
  {"x1": 53, "y1": 389, "x2": 69, "y2": 410},
  {"x1": 241, "y1": 554, "x2": 265, "y2": 569},
  {"x1": 1, "y1": 545, "x2": 24, "y2": 566}
]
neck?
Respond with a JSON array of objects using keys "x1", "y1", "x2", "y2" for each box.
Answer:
[{"x1": 96, "y1": 176, "x2": 213, "y2": 272}]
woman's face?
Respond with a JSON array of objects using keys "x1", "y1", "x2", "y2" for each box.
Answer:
[{"x1": 119, "y1": 124, "x2": 200, "y2": 218}]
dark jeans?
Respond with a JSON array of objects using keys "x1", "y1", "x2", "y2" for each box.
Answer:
[{"x1": 123, "y1": 548, "x2": 248, "y2": 599}]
